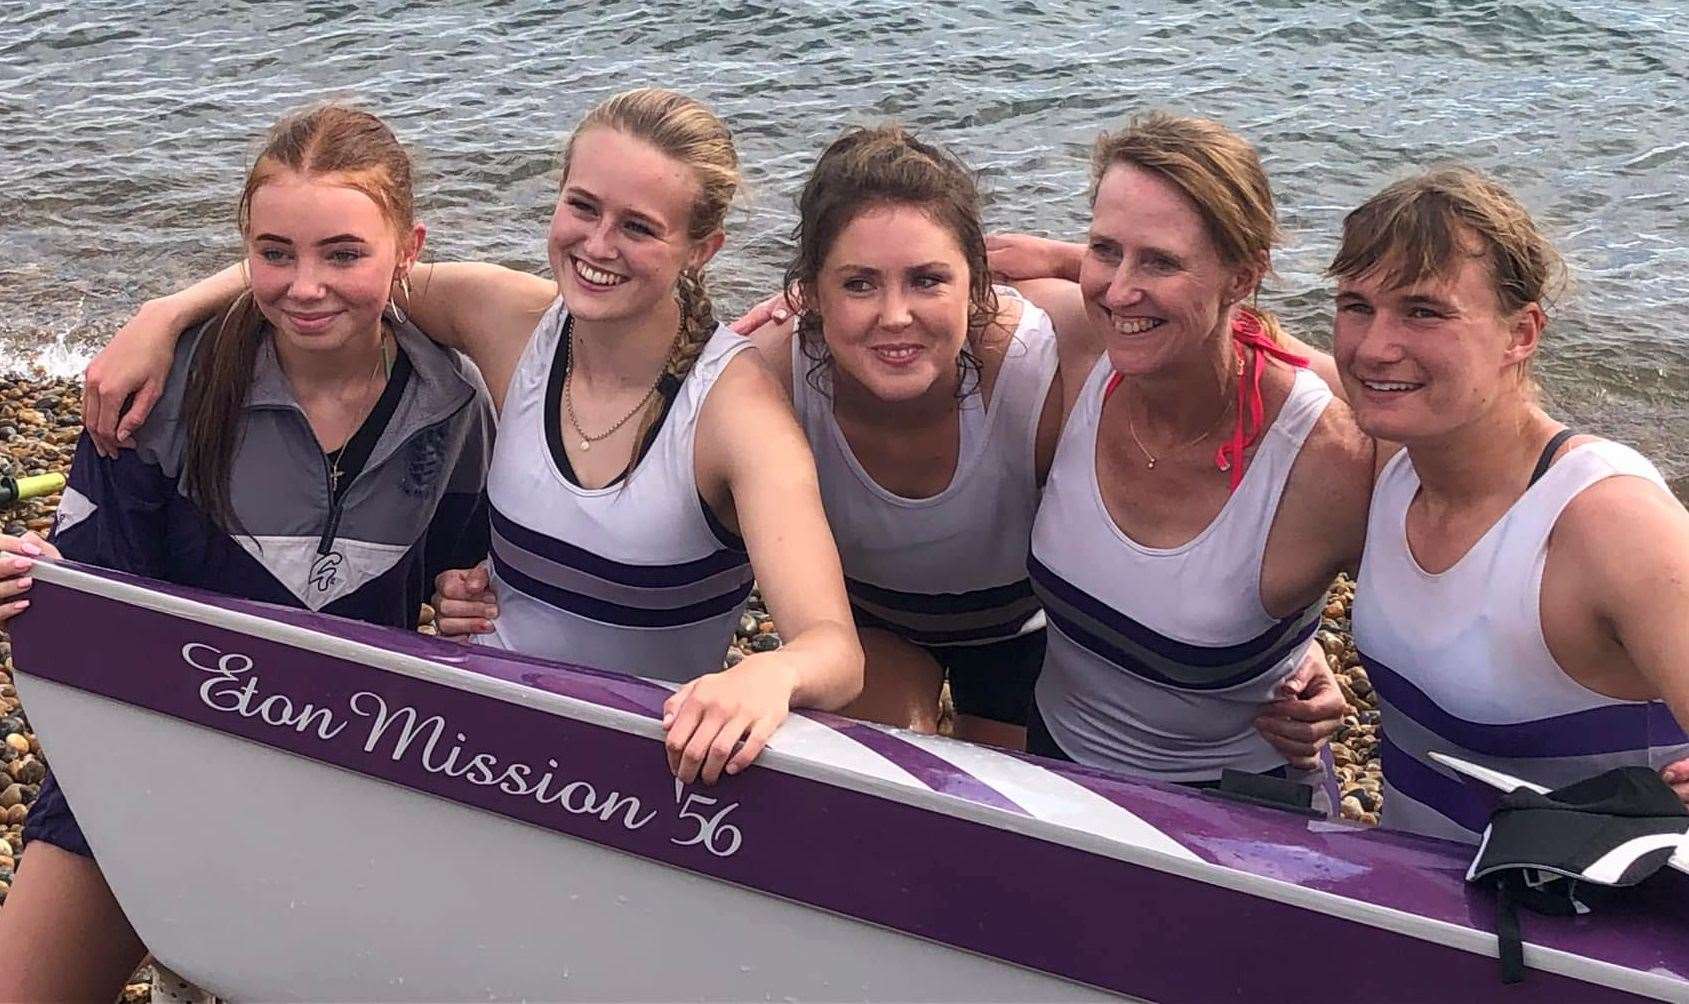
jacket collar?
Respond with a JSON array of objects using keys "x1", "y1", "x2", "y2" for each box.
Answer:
[{"x1": 246, "y1": 311, "x2": 479, "y2": 458}]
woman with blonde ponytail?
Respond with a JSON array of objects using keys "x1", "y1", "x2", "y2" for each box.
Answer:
[
  {"x1": 88, "y1": 88, "x2": 863, "y2": 788},
  {"x1": 983, "y1": 112, "x2": 1370, "y2": 789}
]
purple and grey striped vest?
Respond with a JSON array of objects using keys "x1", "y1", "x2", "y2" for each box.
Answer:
[
  {"x1": 791, "y1": 288, "x2": 1059, "y2": 648},
  {"x1": 1030, "y1": 360, "x2": 1332, "y2": 782},
  {"x1": 1355, "y1": 442, "x2": 1689, "y2": 844},
  {"x1": 485, "y1": 300, "x2": 755, "y2": 683}
]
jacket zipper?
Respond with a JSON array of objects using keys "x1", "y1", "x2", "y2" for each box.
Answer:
[
  {"x1": 316, "y1": 449, "x2": 341, "y2": 557},
  {"x1": 313, "y1": 397, "x2": 473, "y2": 558}
]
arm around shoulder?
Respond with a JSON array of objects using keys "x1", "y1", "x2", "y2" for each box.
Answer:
[
  {"x1": 84, "y1": 263, "x2": 248, "y2": 455},
  {"x1": 744, "y1": 316, "x2": 797, "y2": 401},
  {"x1": 404, "y1": 263, "x2": 556, "y2": 404}
]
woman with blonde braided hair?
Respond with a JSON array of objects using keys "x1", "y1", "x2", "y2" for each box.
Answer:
[{"x1": 83, "y1": 88, "x2": 864, "y2": 786}]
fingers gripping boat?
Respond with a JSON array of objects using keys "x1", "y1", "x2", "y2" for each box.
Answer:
[{"x1": 10, "y1": 560, "x2": 1689, "y2": 1002}]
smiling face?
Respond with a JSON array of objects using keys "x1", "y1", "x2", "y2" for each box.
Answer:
[
  {"x1": 1078, "y1": 164, "x2": 1257, "y2": 378},
  {"x1": 1333, "y1": 248, "x2": 1541, "y2": 444},
  {"x1": 246, "y1": 170, "x2": 420, "y2": 356},
  {"x1": 811, "y1": 203, "x2": 973, "y2": 403},
  {"x1": 549, "y1": 127, "x2": 719, "y2": 324}
]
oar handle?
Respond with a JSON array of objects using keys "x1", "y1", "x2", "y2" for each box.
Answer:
[{"x1": 0, "y1": 472, "x2": 66, "y2": 507}]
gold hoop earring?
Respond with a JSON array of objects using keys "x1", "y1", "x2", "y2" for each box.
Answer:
[{"x1": 387, "y1": 273, "x2": 413, "y2": 327}]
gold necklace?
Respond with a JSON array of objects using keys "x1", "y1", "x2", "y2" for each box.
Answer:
[
  {"x1": 327, "y1": 332, "x2": 392, "y2": 494},
  {"x1": 1122, "y1": 353, "x2": 1242, "y2": 471},
  {"x1": 563, "y1": 314, "x2": 683, "y2": 452}
]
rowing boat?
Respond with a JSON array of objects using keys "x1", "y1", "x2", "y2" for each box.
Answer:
[{"x1": 10, "y1": 559, "x2": 1688, "y2": 1001}]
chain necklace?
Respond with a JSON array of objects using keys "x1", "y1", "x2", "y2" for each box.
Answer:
[
  {"x1": 327, "y1": 330, "x2": 393, "y2": 495},
  {"x1": 1122, "y1": 353, "x2": 1242, "y2": 471},
  {"x1": 563, "y1": 313, "x2": 684, "y2": 452}
]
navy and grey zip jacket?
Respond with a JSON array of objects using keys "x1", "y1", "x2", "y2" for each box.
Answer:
[{"x1": 51, "y1": 315, "x2": 495, "y2": 630}]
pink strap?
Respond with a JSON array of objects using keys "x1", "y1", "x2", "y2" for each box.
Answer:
[{"x1": 1101, "y1": 310, "x2": 1308, "y2": 491}]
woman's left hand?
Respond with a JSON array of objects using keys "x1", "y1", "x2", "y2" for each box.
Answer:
[
  {"x1": 1254, "y1": 644, "x2": 1346, "y2": 770},
  {"x1": 662, "y1": 654, "x2": 799, "y2": 784}
]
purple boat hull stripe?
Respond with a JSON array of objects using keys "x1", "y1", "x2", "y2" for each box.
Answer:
[
  {"x1": 12, "y1": 560, "x2": 1689, "y2": 1002},
  {"x1": 829, "y1": 722, "x2": 1028, "y2": 814}
]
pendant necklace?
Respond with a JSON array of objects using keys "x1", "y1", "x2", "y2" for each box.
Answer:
[
  {"x1": 327, "y1": 331, "x2": 393, "y2": 494},
  {"x1": 563, "y1": 314, "x2": 683, "y2": 453},
  {"x1": 1122, "y1": 353, "x2": 1242, "y2": 471}
]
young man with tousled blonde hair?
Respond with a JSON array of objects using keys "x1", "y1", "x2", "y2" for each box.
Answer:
[{"x1": 1336, "y1": 166, "x2": 1689, "y2": 842}]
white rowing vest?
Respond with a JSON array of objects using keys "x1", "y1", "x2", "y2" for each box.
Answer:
[
  {"x1": 1355, "y1": 442, "x2": 1689, "y2": 844},
  {"x1": 790, "y1": 288, "x2": 1059, "y2": 647},
  {"x1": 1031, "y1": 359, "x2": 1332, "y2": 781},
  {"x1": 485, "y1": 299, "x2": 755, "y2": 682}
]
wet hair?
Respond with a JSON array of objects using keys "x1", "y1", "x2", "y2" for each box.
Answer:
[
  {"x1": 781, "y1": 124, "x2": 998, "y2": 396},
  {"x1": 562, "y1": 88, "x2": 740, "y2": 404},
  {"x1": 1090, "y1": 111, "x2": 1286, "y2": 343},
  {"x1": 1326, "y1": 165, "x2": 1567, "y2": 316},
  {"x1": 182, "y1": 103, "x2": 416, "y2": 533}
]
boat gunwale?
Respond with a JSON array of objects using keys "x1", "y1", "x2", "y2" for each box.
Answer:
[{"x1": 19, "y1": 557, "x2": 1689, "y2": 1001}]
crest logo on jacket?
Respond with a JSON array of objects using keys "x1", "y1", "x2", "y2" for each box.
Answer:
[{"x1": 310, "y1": 551, "x2": 344, "y2": 594}]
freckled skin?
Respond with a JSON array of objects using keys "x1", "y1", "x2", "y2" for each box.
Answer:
[
  {"x1": 1078, "y1": 164, "x2": 1252, "y2": 380},
  {"x1": 246, "y1": 172, "x2": 416, "y2": 360},
  {"x1": 1331, "y1": 255, "x2": 1527, "y2": 447},
  {"x1": 547, "y1": 128, "x2": 705, "y2": 328}
]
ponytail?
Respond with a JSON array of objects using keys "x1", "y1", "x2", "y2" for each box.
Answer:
[
  {"x1": 180, "y1": 291, "x2": 266, "y2": 533},
  {"x1": 622, "y1": 268, "x2": 718, "y2": 465}
]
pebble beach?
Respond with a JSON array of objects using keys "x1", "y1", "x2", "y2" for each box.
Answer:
[{"x1": 0, "y1": 371, "x2": 1383, "y2": 996}]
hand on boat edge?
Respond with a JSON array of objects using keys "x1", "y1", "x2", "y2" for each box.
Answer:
[
  {"x1": 662, "y1": 656, "x2": 799, "y2": 785},
  {"x1": 0, "y1": 532, "x2": 59, "y2": 628}
]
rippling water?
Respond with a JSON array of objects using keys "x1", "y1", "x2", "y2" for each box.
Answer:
[{"x1": 3, "y1": 1, "x2": 1687, "y2": 477}]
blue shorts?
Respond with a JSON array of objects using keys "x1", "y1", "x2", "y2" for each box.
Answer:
[
  {"x1": 20, "y1": 771, "x2": 93, "y2": 858},
  {"x1": 928, "y1": 628, "x2": 1046, "y2": 727}
]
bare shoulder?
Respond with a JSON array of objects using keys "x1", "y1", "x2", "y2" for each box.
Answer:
[
  {"x1": 746, "y1": 316, "x2": 797, "y2": 398},
  {"x1": 703, "y1": 344, "x2": 801, "y2": 438},
  {"x1": 1555, "y1": 471, "x2": 1689, "y2": 579},
  {"x1": 1286, "y1": 393, "x2": 1376, "y2": 550},
  {"x1": 1280, "y1": 331, "x2": 1344, "y2": 400},
  {"x1": 1304, "y1": 394, "x2": 1376, "y2": 476}
]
